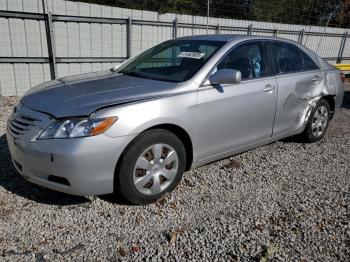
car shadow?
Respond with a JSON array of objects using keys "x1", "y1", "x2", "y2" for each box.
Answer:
[
  {"x1": 0, "y1": 134, "x2": 90, "y2": 206},
  {"x1": 341, "y1": 88, "x2": 350, "y2": 109},
  {"x1": 98, "y1": 193, "x2": 131, "y2": 205}
]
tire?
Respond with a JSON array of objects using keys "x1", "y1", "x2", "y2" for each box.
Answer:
[
  {"x1": 300, "y1": 99, "x2": 331, "y2": 143},
  {"x1": 115, "y1": 129, "x2": 186, "y2": 205}
]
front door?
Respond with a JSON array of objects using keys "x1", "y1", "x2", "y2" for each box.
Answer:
[{"x1": 195, "y1": 41, "x2": 278, "y2": 161}]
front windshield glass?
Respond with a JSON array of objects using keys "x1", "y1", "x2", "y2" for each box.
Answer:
[{"x1": 118, "y1": 40, "x2": 225, "y2": 82}]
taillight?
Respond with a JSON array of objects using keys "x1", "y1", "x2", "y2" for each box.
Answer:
[{"x1": 340, "y1": 72, "x2": 345, "y2": 83}]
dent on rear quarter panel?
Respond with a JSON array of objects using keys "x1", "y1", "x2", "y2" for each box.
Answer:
[
  {"x1": 282, "y1": 70, "x2": 339, "y2": 127},
  {"x1": 325, "y1": 70, "x2": 344, "y2": 109}
]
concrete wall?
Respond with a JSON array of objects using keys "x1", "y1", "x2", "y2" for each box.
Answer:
[{"x1": 0, "y1": 0, "x2": 349, "y2": 96}]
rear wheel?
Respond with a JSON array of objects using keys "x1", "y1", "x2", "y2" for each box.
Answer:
[
  {"x1": 300, "y1": 99, "x2": 330, "y2": 142},
  {"x1": 115, "y1": 129, "x2": 186, "y2": 205}
]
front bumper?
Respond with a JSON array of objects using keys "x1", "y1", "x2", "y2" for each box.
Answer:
[{"x1": 6, "y1": 130, "x2": 136, "y2": 196}]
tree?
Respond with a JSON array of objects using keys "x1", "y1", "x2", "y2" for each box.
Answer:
[
  {"x1": 335, "y1": 0, "x2": 350, "y2": 27},
  {"x1": 70, "y1": 0, "x2": 350, "y2": 28},
  {"x1": 252, "y1": 0, "x2": 284, "y2": 22}
]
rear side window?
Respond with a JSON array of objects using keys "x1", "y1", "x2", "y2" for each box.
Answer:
[
  {"x1": 301, "y1": 51, "x2": 319, "y2": 71},
  {"x1": 269, "y1": 41, "x2": 319, "y2": 74},
  {"x1": 217, "y1": 42, "x2": 268, "y2": 80},
  {"x1": 269, "y1": 42, "x2": 303, "y2": 74}
]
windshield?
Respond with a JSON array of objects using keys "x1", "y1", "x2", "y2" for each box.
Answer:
[{"x1": 118, "y1": 40, "x2": 225, "y2": 82}]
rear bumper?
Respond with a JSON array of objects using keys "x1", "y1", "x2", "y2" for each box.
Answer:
[
  {"x1": 6, "y1": 129, "x2": 136, "y2": 196},
  {"x1": 336, "y1": 85, "x2": 345, "y2": 110}
]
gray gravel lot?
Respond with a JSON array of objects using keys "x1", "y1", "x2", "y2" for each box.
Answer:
[{"x1": 0, "y1": 85, "x2": 349, "y2": 261}]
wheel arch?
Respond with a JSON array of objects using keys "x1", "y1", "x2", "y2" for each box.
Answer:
[
  {"x1": 114, "y1": 123, "x2": 194, "y2": 192},
  {"x1": 144, "y1": 124, "x2": 193, "y2": 171},
  {"x1": 321, "y1": 95, "x2": 335, "y2": 119}
]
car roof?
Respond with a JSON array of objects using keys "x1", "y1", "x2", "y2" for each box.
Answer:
[{"x1": 176, "y1": 34, "x2": 279, "y2": 42}]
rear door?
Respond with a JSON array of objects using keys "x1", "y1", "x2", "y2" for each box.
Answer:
[
  {"x1": 195, "y1": 41, "x2": 278, "y2": 160},
  {"x1": 266, "y1": 41, "x2": 324, "y2": 136}
]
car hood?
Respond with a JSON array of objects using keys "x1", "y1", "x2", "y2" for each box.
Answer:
[{"x1": 21, "y1": 70, "x2": 179, "y2": 118}]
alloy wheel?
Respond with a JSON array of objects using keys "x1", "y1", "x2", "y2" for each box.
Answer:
[{"x1": 311, "y1": 105, "x2": 328, "y2": 137}]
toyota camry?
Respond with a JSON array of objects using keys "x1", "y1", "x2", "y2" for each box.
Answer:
[{"x1": 7, "y1": 35, "x2": 344, "y2": 204}]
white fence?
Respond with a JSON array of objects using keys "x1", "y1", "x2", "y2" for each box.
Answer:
[{"x1": 0, "y1": 0, "x2": 349, "y2": 96}]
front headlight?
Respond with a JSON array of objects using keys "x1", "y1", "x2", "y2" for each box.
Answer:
[{"x1": 37, "y1": 117, "x2": 117, "y2": 139}]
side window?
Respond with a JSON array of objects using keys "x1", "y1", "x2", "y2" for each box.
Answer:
[
  {"x1": 217, "y1": 43, "x2": 268, "y2": 80},
  {"x1": 269, "y1": 42, "x2": 303, "y2": 74},
  {"x1": 301, "y1": 51, "x2": 319, "y2": 71}
]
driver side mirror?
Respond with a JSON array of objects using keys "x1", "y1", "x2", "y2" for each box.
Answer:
[{"x1": 207, "y1": 69, "x2": 242, "y2": 85}]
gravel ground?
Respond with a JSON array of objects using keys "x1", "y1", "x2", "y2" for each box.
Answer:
[{"x1": 0, "y1": 85, "x2": 349, "y2": 261}]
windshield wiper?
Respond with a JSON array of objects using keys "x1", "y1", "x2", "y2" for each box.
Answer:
[
  {"x1": 120, "y1": 71, "x2": 144, "y2": 78},
  {"x1": 121, "y1": 71, "x2": 179, "y2": 83}
]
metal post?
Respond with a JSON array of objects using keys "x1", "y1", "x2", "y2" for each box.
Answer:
[
  {"x1": 206, "y1": 0, "x2": 209, "y2": 34},
  {"x1": 273, "y1": 29, "x2": 278, "y2": 37},
  {"x1": 173, "y1": 18, "x2": 178, "y2": 38},
  {"x1": 247, "y1": 24, "x2": 252, "y2": 35},
  {"x1": 45, "y1": 11, "x2": 56, "y2": 79},
  {"x1": 42, "y1": 0, "x2": 56, "y2": 79},
  {"x1": 298, "y1": 29, "x2": 304, "y2": 44},
  {"x1": 126, "y1": 17, "x2": 132, "y2": 58},
  {"x1": 216, "y1": 24, "x2": 221, "y2": 35},
  {"x1": 337, "y1": 32, "x2": 348, "y2": 64},
  {"x1": 316, "y1": 13, "x2": 333, "y2": 54}
]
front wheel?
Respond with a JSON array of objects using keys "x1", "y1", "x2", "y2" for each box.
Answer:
[
  {"x1": 300, "y1": 99, "x2": 330, "y2": 143},
  {"x1": 115, "y1": 129, "x2": 186, "y2": 205}
]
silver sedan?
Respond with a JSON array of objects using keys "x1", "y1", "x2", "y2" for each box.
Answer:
[{"x1": 7, "y1": 35, "x2": 344, "y2": 204}]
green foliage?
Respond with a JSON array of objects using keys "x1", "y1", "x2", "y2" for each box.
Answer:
[{"x1": 70, "y1": 0, "x2": 350, "y2": 28}]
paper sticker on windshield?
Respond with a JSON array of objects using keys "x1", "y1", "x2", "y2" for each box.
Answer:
[{"x1": 178, "y1": 52, "x2": 205, "y2": 59}]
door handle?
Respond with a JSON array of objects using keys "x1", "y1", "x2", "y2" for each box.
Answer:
[
  {"x1": 312, "y1": 76, "x2": 320, "y2": 83},
  {"x1": 263, "y1": 84, "x2": 276, "y2": 93}
]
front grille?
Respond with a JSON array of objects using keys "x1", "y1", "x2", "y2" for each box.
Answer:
[{"x1": 7, "y1": 114, "x2": 40, "y2": 139}]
